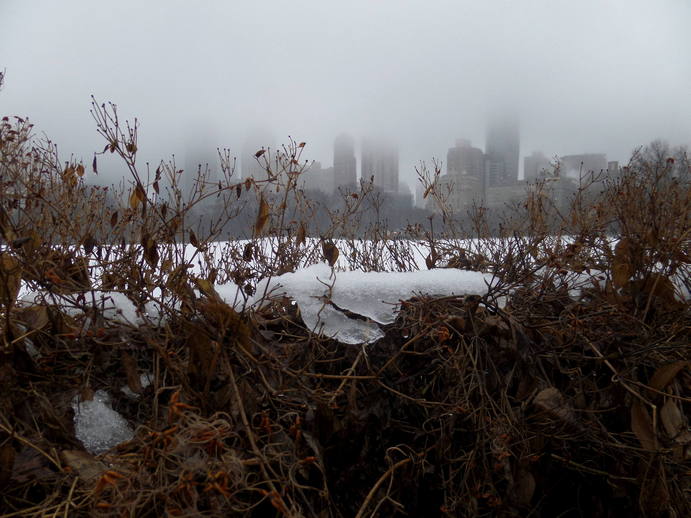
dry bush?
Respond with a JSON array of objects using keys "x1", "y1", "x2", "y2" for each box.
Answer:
[{"x1": 0, "y1": 96, "x2": 689, "y2": 518}]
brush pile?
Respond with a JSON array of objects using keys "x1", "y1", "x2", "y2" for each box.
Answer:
[{"x1": 1, "y1": 109, "x2": 690, "y2": 517}]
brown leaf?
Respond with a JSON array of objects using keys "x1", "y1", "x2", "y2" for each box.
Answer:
[
  {"x1": 0, "y1": 253, "x2": 21, "y2": 307},
  {"x1": 321, "y1": 239, "x2": 339, "y2": 267},
  {"x1": 17, "y1": 305, "x2": 49, "y2": 331},
  {"x1": 612, "y1": 262, "x2": 633, "y2": 289},
  {"x1": 189, "y1": 230, "x2": 199, "y2": 249},
  {"x1": 649, "y1": 361, "x2": 690, "y2": 391},
  {"x1": 83, "y1": 234, "x2": 96, "y2": 255},
  {"x1": 135, "y1": 183, "x2": 146, "y2": 203},
  {"x1": 0, "y1": 443, "x2": 15, "y2": 488},
  {"x1": 660, "y1": 399, "x2": 685, "y2": 441},
  {"x1": 141, "y1": 233, "x2": 159, "y2": 267},
  {"x1": 254, "y1": 148, "x2": 265, "y2": 158},
  {"x1": 92, "y1": 155, "x2": 98, "y2": 173},
  {"x1": 296, "y1": 222, "x2": 306, "y2": 247},
  {"x1": 75, "y1": 164, "x2": 85, "y2": 177},
  {"x1": 514, "y1": 469, "x2": 535, "y2": 506},
  {"x1": 243, "y1": 242, "x2": 254, "y2": 262},
  {"x1": 129, "y1": 189, "x2": 140, "y2": 210},
  {"x1": 255, "y1": 195, "x2": 270, "y2": 235},
  {"x1": 110, "y1": 211, "x2": 118, "y2": 227},
  {"x1": 533, "y1": 387, "x2": 577, "y2": 426},
  {"x1": 122, "y1": 351, "x2": 143, "y2": 395},
  {"x1": 193, "y1": 277, "x2": 218, "y2": 299},
  {"x1": 298, "y1": 142, "x2": 306, "y2": 148},
  {"x1": 60, "y1": 450, "x2": 105, "y2": 482},
  {"x1": 631, "y1": 402, "x2": 657, "y2": 450}
]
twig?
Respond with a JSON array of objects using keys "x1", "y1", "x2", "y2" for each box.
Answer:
[{"x1": 354, "y1": 457, "x2": 412, "y2": 518}]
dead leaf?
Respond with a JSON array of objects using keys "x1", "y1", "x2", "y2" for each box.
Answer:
[
  {"x1": 75, "y1": 164, "x2": 85, "y2": 177},
  {"x1": 60, "y1": 450, "x2": 106, "y2": 482},
  {"x1": 141, "y1": 233, "x2": 159, "y2": 267},
  {"x1": 296, "y1": 222, "x2": 306, "y2": 247},
  {"x1": 254, "y1": 149, "x2": 265, "y2": 158},
  {"x1": 514, "y1": 469, "x2": 535, "y2": 506},
  {"x1": 321, "y1": 239, "x2": 339, "y2": 267},
  {"x1": 135, "y1": 183, "x2": 146, "y2": 203},
  {"x1": 122, "y1": 351, "x2": 142, "y2": 395},
  {"x1": 612, "y1": 262, "x2": 633, "y2": 289},
  {"x1": 129, "y1": 189, "x2": 140, "y2": 210},
  {"x1": 243, "y1": 242, "x2": 254, "y2": 262},
  {"x1": 533, "y1": 387, "x2": 577, "y2": 426},
  {"x1": 0, "y1": 253, "x2": 21, "y2": 307},
  {"x1": 631, "y1": 402, "x2": 657, "y2": 450},
  {"x1": 612, "y1": 238, "x2": 635, "y2": 288},
  {"x1": 193, "y1": 277, "x2": 218, "y2": 299},
  {"x1": 17, "y1": 305, "x2": 49, "y2": 330},
  {"x1": 83, "y1": 234, "x2": 96, "y2": 255},
  {"x1": 660, "y1": 399, "x2": 685, "y2": 441},
  {"x1": 649, "y1": 361, "x2": 690, "y2": 391},
  {"x1": 0, "y1": 443, "x2": 15, "y2": 488},
  {"x1": 255, "y1": 195, "x2": 270, "y2": 235},
  {"x1": 189, "y1": 230, "x2": 199, "y2": 249}
]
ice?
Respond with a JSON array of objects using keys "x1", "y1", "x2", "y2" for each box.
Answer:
[
  {"x1": 72, "y1": 390, "x2": 134, "y2": 455},
  {"x1": 253, "y1": 263, "x2": 494, "y2": 344}
]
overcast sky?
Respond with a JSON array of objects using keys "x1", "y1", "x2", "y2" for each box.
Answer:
[{"x1": 2, "y1": 0, "x2": 690, "y2": 186}]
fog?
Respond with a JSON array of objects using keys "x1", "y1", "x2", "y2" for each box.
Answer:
[{"x1": 2, "y1": 0, "x2": 690, "y2": 186}]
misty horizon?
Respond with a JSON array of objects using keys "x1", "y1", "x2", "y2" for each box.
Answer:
[{"x1": 2, "y1": 0, "x2": 690, "y2": 187}]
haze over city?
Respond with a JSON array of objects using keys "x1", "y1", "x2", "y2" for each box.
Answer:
[{"x1": 1, "y1": 0, "x2": 690, "y2": 189}]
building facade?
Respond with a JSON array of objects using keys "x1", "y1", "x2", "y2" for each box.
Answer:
[
  {"x1": 361, "y1": 138, "x2": 399, "y2": 193},
  {"x1": 524, "y1": 151, "x2": 551, "y2": 182},
  {"x1": 333, "y1": 133, "x2": 357, "y2": 189},
  {"x1": 485, "y1": 115, "x2": 520, "y2": 186},
  {"x1": 447, "y1": 139, "x2": 485, "y2": 177}
]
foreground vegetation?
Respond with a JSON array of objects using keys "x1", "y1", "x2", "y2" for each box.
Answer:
[{"x1": 0, "y1": 94, "x2": 689, "y2": 517}]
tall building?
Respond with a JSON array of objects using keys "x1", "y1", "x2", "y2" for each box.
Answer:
[
  {"x1": 333, "y1": 133, "x2": 357, "y2": 189},
  {"x1": 182, "y1": 124, "x2": 220, "y2": 198},
  {"x1": 300, "y1": 161, "x2": 335, "y2": 194},
  {"x1": 524, "y1": 151, "x2": 551, "y2": 182},
  {"x1": 485, "y1": 115, "x2": 520, "y2": 186},
  {"x1": 361, "y1": 138, "x2": 399, "y2": 193},
  {"x1": 447, "y1": 139, "x2": 485, "y2": 177}
]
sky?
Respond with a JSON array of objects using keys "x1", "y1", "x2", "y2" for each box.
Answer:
[{"x1": 1, "y1": 0, "x2": 690, "y2": 187}]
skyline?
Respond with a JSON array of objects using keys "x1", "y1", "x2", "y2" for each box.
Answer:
[{"x1": 1, "y1": 0, "x2": 690, "y2": 187}]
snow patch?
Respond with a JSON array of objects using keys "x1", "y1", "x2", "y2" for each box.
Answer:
[
  {"x1": 72, "y1": 390, "x2": 134, "y2": 454},
  {"x1": 247, "y1": 263, "x2": 494, "y2": 344}
]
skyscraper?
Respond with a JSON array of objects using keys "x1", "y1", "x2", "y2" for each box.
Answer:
[
  {"x1": 361, "y1": 138, "x2": 398, "y2": 193},
  {"x1": 524, "y1": 151, "x2": 551, "y2": 182},
  {"x1": 447, "y1": 139, "x2": 485, "y2": 177},
  {"x1": 485, "y1": 115, "x2": 520, "y2": 186},
  {"x1": 333, "y1": 133, "x2": 357, "y2": 189}
]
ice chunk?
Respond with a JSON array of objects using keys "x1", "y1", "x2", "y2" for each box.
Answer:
[
  {"x1": 72, "y1": 390, "x2": 134, "y2": 455},
  {"x1": 256, "y1": 263, "x2": 494, "y2": 344}
]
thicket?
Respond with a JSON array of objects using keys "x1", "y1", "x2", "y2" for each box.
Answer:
[{"x1": 0, "y1": 93, "x2": 689, "y2": 517}]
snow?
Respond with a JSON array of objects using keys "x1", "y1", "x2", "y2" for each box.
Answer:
[
  {"x1": 72, "y1": 390, "x2": 134, "y2": 455},
  {"x1": 243, "y1": 263, "x2": 495, "y2": 344}
]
